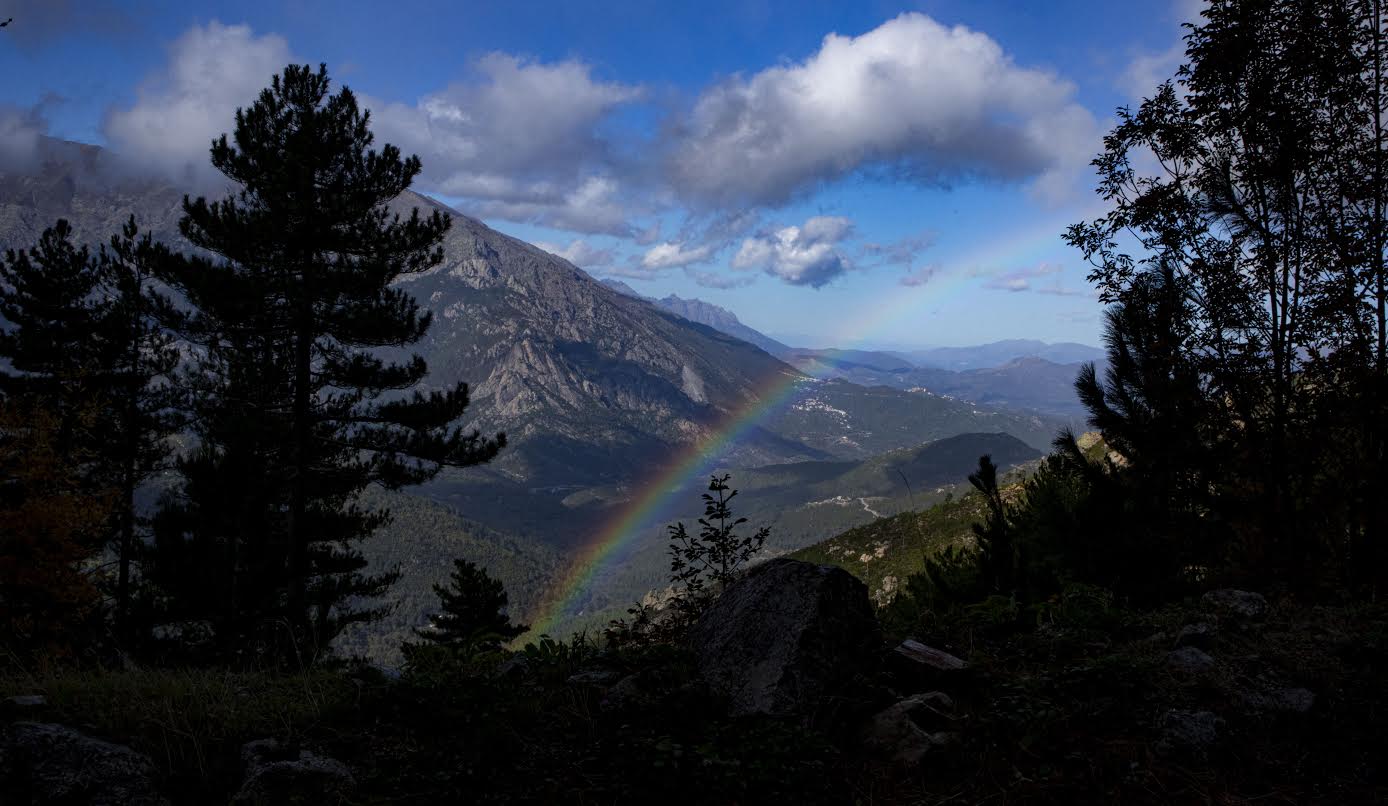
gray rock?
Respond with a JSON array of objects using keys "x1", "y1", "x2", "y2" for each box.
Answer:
[
  {"x1": 1175, "y1": 622, "x2": 1216, "y2": 649},
  {"x1": 1158, "y1": 709, "x2": 1223, "y2": 757},
  {"x1": 566, "y1": 668, "x2": 620, "y2": 687},
  {"x1": 688, "y1": 558, "x2": 880, "y2": 716},
  {"x1": 1240, "y1": 686, "x2": 1316, "y2": 715},
  {"x1": 893, "y1": 639, "x2": 968, "y2": 674},
  {"x1": 1166, "y1": 646, "x2": 1216, "y2": 675},
  {"x1": 234, "y1": 738, "x2": 354, "y2": 805},
  {"x1": 600, "y1": 674, "x2": 659, "y2": 713},
  {"x1": 3, "y1": 694, "x2": 47, "y2": 710},
  {"x1": 862, "y1": 693, "x2": 959, "y2": 768},
  {"x1": 1202, "y1": 589, "x2": 1269, "y2": 620},
  {"x1": 0, "y1": 721, "x2": 167, "y2": 805}
]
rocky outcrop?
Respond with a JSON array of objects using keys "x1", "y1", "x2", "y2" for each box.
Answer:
[
  {"x1": 1202, "y1": 589, "x2": 1269, "y2": 620},
  {"x1": 0, "y1": 722, "x2": 167, "y2": 805},
  {"x1": 233, "y1": 738, "x2": 354, "y2": 805},
  {"x1": 688, "y1": 558, "x2": 880, "y2": 716}
]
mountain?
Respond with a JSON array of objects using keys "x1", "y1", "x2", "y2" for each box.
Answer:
[
  {"x1": 600, "y1": 279, "x2": 791, "y2": 358},
  {"x1": 900, "y1": 339, "x2": 1104, "y2": 370}
]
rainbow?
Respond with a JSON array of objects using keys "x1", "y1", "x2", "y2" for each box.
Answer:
[{"x1": 527, "y1": 206, "x2": 1099, "y2": 636}]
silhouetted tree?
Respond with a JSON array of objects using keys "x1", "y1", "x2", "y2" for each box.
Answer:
[
  {"x1": 414, "y1": 558, "x2": 526, "y2": 651},
  {"x1": 149, "y1": 64, "x2": 504, "y2": 660},
  {"x1": 94, "y1": 219, "x2": 182, "y2": 637},
  {"x1": 968, "y1": 455, "x2": 1016, "y2": 595},
  {"x1": 1066, "y1": 0, "x2": 1388, "y2": 591},
  {"x1": 0, "y1": 219, "x2": 182, "y2": 645},
  {"x1": 668, "y1": 474, "x2": 768, "y2": 613}
]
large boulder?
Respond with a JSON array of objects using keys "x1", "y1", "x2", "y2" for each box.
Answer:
[
  {"x1": 0, "y1": 722, "x2": 167, "y2": 805},
  {"x1": 688, "y1": 558, "x2": 881, "y2": 716}
]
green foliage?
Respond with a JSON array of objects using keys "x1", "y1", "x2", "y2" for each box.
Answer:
[{"x1": 667, "y1": 473, "x2": 769, "y2": 614}]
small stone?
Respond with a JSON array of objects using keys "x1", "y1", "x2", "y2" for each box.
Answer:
[
  {"x1": 1166, "y1": 646, "x2": 1215, "y2": 675},
  {"x1": 566, "y1": 668, "x2": 620, "y2": 687},
  {"x1": 600, "y1": 674, "x2": 658, "y2": 712},
  {"x1": 3, "y1": 694, "x2": 47, "y2": 709},
  {"x1": 862, "y1": 694, "x2": 959, "y2": 768},
  {"x1": 1158, "y1": 709, "x2": 1223, "y2": 757},
  {"x1": 1240, "y1": 686, "x2": 1316, "y2": 715},
  {"x1": 234, "y1": 738, "x2": 354, "y2": 805},
  {"x1": 1175, "y1": 622, "x2": 1216, "y2": 649},
  {"x1": 1201, "y1": 589, "x2": 1269, "y2": 620}
]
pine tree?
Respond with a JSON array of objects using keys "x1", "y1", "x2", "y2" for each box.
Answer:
[
  {"x1": 149, "y1": 64, "x2": 503, "y2": 659},
  {"x1": 415, "y1": 558, "x2": 526, "y2": 651},
  {"x1": 0, "y1": 219, "x2": 182, "y2": 647},
  {"x1": 94, "y1": 219, "x2": 182, "y2": 637},
  {"x1": 0, "y1": 221, "x2": 107, "y2": 465}
]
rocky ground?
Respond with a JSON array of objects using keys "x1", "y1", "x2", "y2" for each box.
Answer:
[{"x1": 4, "y1": 560, "x2": 1386, "y2": 804}]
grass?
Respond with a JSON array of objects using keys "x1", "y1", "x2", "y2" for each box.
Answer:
[{"x1": 0, "y1": 662, "x2": 359, "y2": 800}]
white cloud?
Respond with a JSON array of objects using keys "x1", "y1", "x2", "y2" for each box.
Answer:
[
  {"x1": 535, "y1": 238, "x2": 615, "y2": 268},
  {"x1": 103, "y1": 22, "x2": 294, "y2": 180},
  {"x1": 667, "y1": 12, "x2": 1097, "y2": 206},
  {"x1": 731, "y1": 215, "x2": 854, "y2": 288},
  {"x1": 366, "y1": 54, "x2": 642, "y2": 234},
  {"x1": 641, "y1": 241, "x2": 714, "y2": 269}
]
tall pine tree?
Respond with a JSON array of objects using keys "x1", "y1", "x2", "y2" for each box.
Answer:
[{"x1": 150, "y1": 64, "x2": 503, "y2": 659}]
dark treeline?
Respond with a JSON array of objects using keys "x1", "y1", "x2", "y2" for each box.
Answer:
[
  {"x1": 0, "y1": 64, "x2": 504, "y2": 667},
  {"x1": 885, "y1": 0, "x2": 1388, "y2": 627}
]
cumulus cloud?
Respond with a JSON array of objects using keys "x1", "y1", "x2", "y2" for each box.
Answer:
[
  {"x1": 667, "y1": 12, "x2": 1097, "y2": 207},
  {"x1": 535, "y1": 238, "x2": 615, "y2": 268},
  {"x1": 641, "y1": 241, "x2": 714, "y2": 269},
  {"x1": 731, "y1": 215, "x2": 854, "y2": 288},
  {"x1": 103, "y1": 22, "x2": 294, "y2": 181},
  {"x1": 366, "y1": 54, "x2": 642, "y2": 234}
]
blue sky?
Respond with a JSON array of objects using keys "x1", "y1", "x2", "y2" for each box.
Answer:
[{"x1": 0, "y1": 0, "x2": 1199, "y2": 348}]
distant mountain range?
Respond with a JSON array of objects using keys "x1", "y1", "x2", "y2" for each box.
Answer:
[{"x1": 599, "y1": 280, "x2": 1102, "y2": 417}]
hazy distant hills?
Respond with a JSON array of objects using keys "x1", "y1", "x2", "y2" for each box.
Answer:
[
  {"x1": 598, "y1": 283, "x2": 1102, "y2": 418},
  {"x1": 900, "y1": 339, "x2": 1105, "y2": 370}
]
